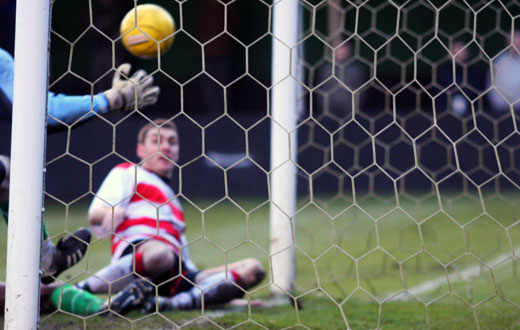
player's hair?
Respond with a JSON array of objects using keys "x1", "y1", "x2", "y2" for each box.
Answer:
[{"x1": 137, "y1": 119, "x2": 178, "y2": 144}]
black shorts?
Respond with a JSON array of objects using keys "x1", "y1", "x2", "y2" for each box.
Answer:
[
  {"x1": 155, "y1": 265, "x2": 199, "y2": 297},
  {"x1": 121, "y1": 241, "x2": 199, "y2": 297}
]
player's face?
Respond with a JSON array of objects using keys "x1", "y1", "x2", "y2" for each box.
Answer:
[{"x1": 137, "y1": 127, "x2": 179, "y2": 178}]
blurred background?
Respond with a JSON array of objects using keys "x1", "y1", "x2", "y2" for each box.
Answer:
[{"x1": 1, "y1": 0, "x2": 519, "y2": 204}]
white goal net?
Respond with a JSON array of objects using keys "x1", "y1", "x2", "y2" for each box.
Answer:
[{"x1": 5, "y1": 0, "x2": 519, "y2": 329}]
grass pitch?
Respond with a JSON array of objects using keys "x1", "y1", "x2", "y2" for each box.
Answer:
[{"x1": 0, "y1": 194, "x2": 519, "y2": 329}]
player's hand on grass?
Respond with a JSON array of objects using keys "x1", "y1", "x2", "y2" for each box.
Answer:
[
  {"x1": 89, "y1": 205, "x2": 125, "y2": 237},
  {"x1": 142, "y1": 295, "x2": 169, "y2": 313},
  {"x1": 104, "y1": 63, "x2": 160, "y2": 112}
]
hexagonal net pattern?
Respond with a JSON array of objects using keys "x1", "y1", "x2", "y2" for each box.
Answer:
[{"x1": 34, "y1": 0, "x2": 520, "y2": 329}]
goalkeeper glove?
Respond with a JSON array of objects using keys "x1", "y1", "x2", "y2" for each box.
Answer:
[{"x1": 103, "y1": 63, "x2": 160, "y2": 112}]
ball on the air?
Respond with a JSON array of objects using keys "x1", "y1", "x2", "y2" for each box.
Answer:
[{"x1": 120, "y1": 4, "x2": 175, "y2": 59}]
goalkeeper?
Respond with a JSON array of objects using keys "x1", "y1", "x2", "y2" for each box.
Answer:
[{"x1": 0, "y1": 46, "x2": 160, "y2": 283}]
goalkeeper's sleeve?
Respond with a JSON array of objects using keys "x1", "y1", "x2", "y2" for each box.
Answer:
[
  {"x1": 47, "y1": 92, "x2": 109, "y2": 127},
  {"x1": 2, "y1": 46, "x2": 111, "y2": 128}
]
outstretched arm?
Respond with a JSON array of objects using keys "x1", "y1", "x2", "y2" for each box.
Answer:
[
  {"x1": 47, "y1": 63, "x2": 160, "y2": 128},
  {"x1": 46, "y1": 92, "x2": 109, "y2": 127},
  {"x1": 88, "y1": 204, "x2": 126, "y2": 237},
  {"x1": 88, "y1": 165, "x2": 133, "y2": 237},
  {"x1": 1, "y1": 48, "x2": 160, "y2": 129}
]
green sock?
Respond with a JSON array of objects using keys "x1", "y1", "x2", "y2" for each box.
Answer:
[
  {"x1": 0, "y1": 201, "x2": 48, "y2": 240},
  {"x1": 51, "y1": 284, "x2": 105, "y2": 315},
  {"x1": 42, "y1": 221, "x2": 48, "y2": 240}
]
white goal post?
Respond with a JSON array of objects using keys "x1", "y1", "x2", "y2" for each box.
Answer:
[
  {"x1": 4, "y1": 0, "x2": 50, "y2": 328},
  {"x1": 269, "y1": 0, "x2": 302, "y2": 297}
]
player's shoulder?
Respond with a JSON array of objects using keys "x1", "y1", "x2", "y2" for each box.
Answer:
[
  {"x1": 108, "y1": 162, "x2": 136, "y2": 177},
  {"x1": 496, "y1": 52, "x2": 515, "y2": 65},
  {"x1": 115, "y1": 162, "x2": 134, "y2": 170}
]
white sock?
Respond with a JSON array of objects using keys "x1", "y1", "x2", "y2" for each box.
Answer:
[
  {"x1": 77, "y1": 254, "x2": 136, "y2": 294},
  {"x1": 163, "y1": 271, "x2": 243, "y2": 310}
]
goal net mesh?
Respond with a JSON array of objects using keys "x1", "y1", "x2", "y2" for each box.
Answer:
[{"x1": 37, "y1": 0, "x2": 520, "y2": 328}]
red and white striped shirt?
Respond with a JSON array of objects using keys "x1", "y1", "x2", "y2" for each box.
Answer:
[{"x1": 89, "y1": 163, "x2": 192, "y2": 266}]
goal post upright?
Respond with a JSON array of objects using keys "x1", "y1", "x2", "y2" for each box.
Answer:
[
  {"x1": 4, "y1": 0, "x2": 50, "y2": 328},
  {"x1": 269, "y1": 0, "x2": 301, "y2": 297}
]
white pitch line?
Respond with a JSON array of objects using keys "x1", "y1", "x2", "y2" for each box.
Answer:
[
  {"x1": 203, "y1": 297, "x2": 288, "y2": 319},
  {"x1": 392, "y1": 249, "x2": 520, "y2": 301}
]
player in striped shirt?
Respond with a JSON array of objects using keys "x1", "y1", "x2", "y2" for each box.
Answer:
[{"x1": 72, "y1": 119, "x2": 264, "y2": 315}]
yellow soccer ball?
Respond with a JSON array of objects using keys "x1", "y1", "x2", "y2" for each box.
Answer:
[{"x1": 120, "y1": 4, "x2": 175, "y2": 59}]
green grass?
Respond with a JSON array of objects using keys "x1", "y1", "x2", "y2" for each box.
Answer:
[{"x1": 1, "y1": 193, "x2": 519, "y2": 329}]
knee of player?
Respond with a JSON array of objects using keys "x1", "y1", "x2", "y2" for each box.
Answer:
[
  {"x1": 143, "y1": 248, "x2": 175, "y2": 273},
  {"x1": 241, "y1": 258, "x2": 265, "y2": 289}
]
